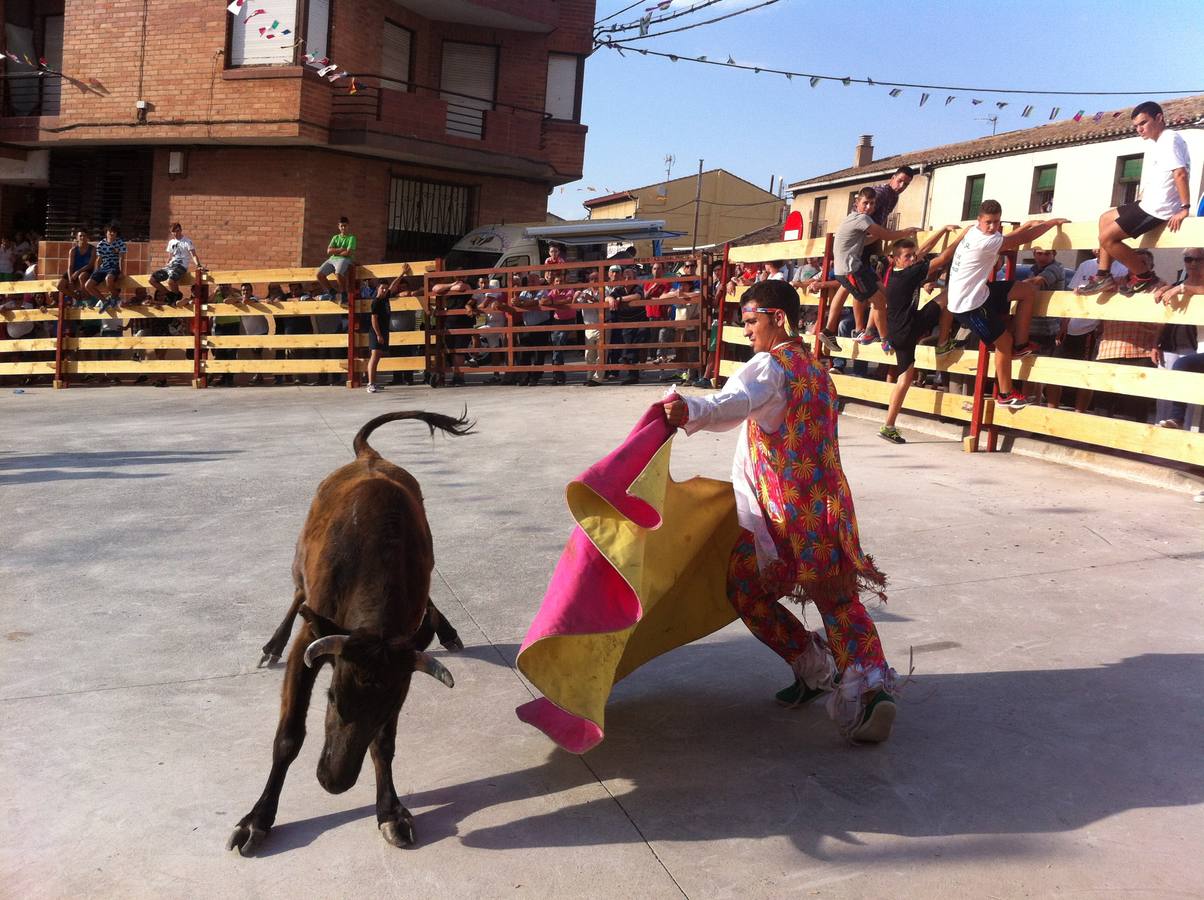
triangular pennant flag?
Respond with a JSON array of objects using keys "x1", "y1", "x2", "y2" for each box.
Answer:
[
  {"x1": 841, "y1": 76, "x2": 851, "y2": 86},
  {"x1": 945, "y1": 95, "x2": 955, "y2": 106},
  {"x1": 245, "y1": 8, "x2": 266, "y2": 22},
  {"x1": 4, "y1": 52, "x2": 18, "y2": 62},
  {"x1": 226, "y1": 0, "x2": 244, "y2": 13},
  {"x1": 996, "y1": 101, "x2": 1008, "y2": 109},
  {"x1": 317, "y1": 64, "x2": 338, "y2": 76},
  {"x1": 919, "y1": 92, "x2": 930, "y2": 107},
  {"x1": 281, "y1": 28, "x2": 291, "y2": 35},
  {"x1": 726, "y1": 56, "x2": 735, "y2": 64},
  {"x1": 784, "y1": 72, "x2": 791, "y2": 80},
  {"x1": 259, "y1": 26, "x2": 266, "y2": 34},
  {"x1": 38, "y1": 56, "x2": 47, "y2": 67},
  {"x1": 639, "y1": 13, "x2": 650, "y2": 36},
  {"x1": 1049, "y1": 107, "x2": 1060, "y2": 120},
  {"x1": 1022, "y1": 105, "x2": 1034, "y2": 117},
  {"x1": 348, "y1": 78, "x2": 358, "y2": 95},
  {"x1": 328, "y1": 70, "x2": 346, "y2": 82},
  {"x1": 270, "y1": 19, "x2": 279, "y2": 29},
  {"x1": 971, "y1": 98, "x2": 983, "y2": 106},
  {"x1": 668, "y1": 54, "x2": 678, "y2": 62},
  {"x1": 1073, "y1": 110, "x2": 1084, "y2": 122},
  {"x1": 637, "y1": 48, "x2": 647, "y2": 55},
  {"x1": 888, "y1": 88, "x2": 902, "y2": 97},
  {"x1": 22, "y1": 53, "x2": 33, "y2": 65},
  {"x1": 866, "y1": 77, "x2": 874, "y2": 86},
  {"x1": 753, "y1": 67, "x2": 760, "y2": 74},
  {"x1": 697, "y1": 55, "x2": 706, "y2": 62},
  {"x1": 1092, "y1": 111, "x2": 1104, "y2": 123},
  {"x1": 809, "y1": 76, "x2": 820, "y2": 88},
  {"x1": 266, "y1": 33, "x2": 275, "y2": 38}
]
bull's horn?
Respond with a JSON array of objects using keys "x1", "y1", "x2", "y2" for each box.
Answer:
[
  {"x1": 304, "y1": 635, "x2": 349, "y2": 668},
  {"x1": 414, "y1": 652, "x2": 454, "y2": 688}
]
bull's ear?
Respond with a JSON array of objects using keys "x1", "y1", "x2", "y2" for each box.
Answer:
[{"x1": 298, "y1": 605, "x2": 350, "y2": 638}]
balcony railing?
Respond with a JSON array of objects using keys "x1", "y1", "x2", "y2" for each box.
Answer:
[{"x1": 1, "y1": 71, "x2": 61, "y2": 117}]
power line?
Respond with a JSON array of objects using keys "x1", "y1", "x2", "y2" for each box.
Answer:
[
  {"x1": 598, "y1": 40, "x2": 1204, "y2": 97},
  {"x1": 594, "y1": 0, "x2": 645, "y2": 26},
  {"x1": 606, "y1": 0, "x2": 782, "y2": 44},
  {"x1": 599, "y1": 0, "x2": 730, "y2": 35}
]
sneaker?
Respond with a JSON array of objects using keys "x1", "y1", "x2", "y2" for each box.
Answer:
[
  {"x1": 619, "y1": 375, "x2": 640, "y2": 385},
  {"x1": 1074, "y1": 273, "x2": 1117, "y2": 295},
  {"x1": 775, "y1": 679, "x2": 827, "y2": 708},
  {"x1": 583, "y1": 378, "x2": 602, "y2": 387},
  {"x1": 878, "y1": 425, "x2": 906, "y2": 444},
  {"x1": 881, "y1": 339, "x2": 894, "y2": 354},
  {"x1": 1012, "y1": 342, "x2": 1039, "y2": 359},
  {"x1": 692, "y1": 377, "x2": 713, "y2": 389},
  {"x1": 934, "y1": 338, "x2": 959, "y2": 356},
  {"x1": 993, "y1": 389, "x2": 1028, "y2": 409},
  {"x1": 1156, "y1": 419, "x2": 1181, "y2": 429},
  {"x1": 818, "y1": 331, "x2": 842, "y2": 353},
  {"x1": 465, "y1": 356, "x2": 480, "y2": 368},
  {"x1": 365, "y1": 383, "x2": 379, "y2": 393},
  {"x1": 93, "y1": 299, "x2": 106, "y2": 311},
  {"x1": 1119, "y1": 272, "x2": 1163, "y2": 296},
  {"x1": 848, "y1": 690, "x2": 896, "y2": 743},
  {"x1": 854, "y1": 329, "x2": 877, "y2": 346}
]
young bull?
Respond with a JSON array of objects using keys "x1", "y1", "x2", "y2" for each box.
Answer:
[{"x1": 228, "y1": 410, "x2": 474, "y2": 856}]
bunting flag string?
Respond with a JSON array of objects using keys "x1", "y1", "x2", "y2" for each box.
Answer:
[{"x1": 594, "y1": 39, "x2": 1200, "y2": 129}]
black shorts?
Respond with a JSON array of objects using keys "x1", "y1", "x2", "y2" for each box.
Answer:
[
  {"x1": 90, "y1": 268, "x2": 120, "y2": 284},
  {"x1": 1115, "y1": 202, "x2": 1166, "y2": 239},
  {"x1": 368, "y1": 326, "x2": 390, "y2": 351},
  {"x1": 835, "y1": 265, "x2": 880, "y2": 303},
  {"x1": 891, "y1": 302, "x2": 942, "y2": 372},
  {"x1": 1052, "y1": 331, "x2": 1093, "y2": 360},
  {"x1": 953, "y1": 280, "x2": 1012, "y2": 345},
  {"x1": 152, "y1": 262, "x2": 188, "y2": 283}
]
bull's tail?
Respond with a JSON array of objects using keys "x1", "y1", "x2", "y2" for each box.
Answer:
[{"x1": 352, "y1": 409, "x2": 475, "y2": 458}]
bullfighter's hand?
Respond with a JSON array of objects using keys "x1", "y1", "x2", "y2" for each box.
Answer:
[{"x1": 662, "y1": 398, "x2": 689, "y2": 428}]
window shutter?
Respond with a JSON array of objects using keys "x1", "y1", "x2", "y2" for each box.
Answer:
[
  {"x1": 382, "y1": 22, "x2": 412, "y2": 89},
  {"x1": 1036, "y1": 166, "x2": 1057, "y2": 191},
  {"x1": 230, "y1": 0, "x2": 300, "y2": 66},
  {"x1": 441, "y1": 42, "x2": 497, "y2": 140},
  {"x1": 544, "y1": 53, "x2": 579, "y2": 121},
  {"x1": 969, "y1": 176, "x2": 985, "y2": 213},
  {"x1": 306, "y1": 0, "x2": 330, "y2": 62},
  {"x1": 41, "y1": 16, "x2": 64, "y2": 112},
  {"x1": 1121, "y1": 157, "x2": 1143, "y2": 182}
]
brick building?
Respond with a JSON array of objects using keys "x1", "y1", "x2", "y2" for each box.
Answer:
[{"x1": 0, "y1": 0, "x2": 592, "y2": 268}]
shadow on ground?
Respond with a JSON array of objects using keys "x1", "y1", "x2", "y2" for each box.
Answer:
[
  {"x1": 391, "y1": 643, "x2": 1202, "y2": 861},
  {"x1": 0, "y1": 450, "x2": 240, "y2": 485}
]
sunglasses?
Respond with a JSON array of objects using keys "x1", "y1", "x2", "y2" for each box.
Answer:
[{"x1": 1184, "y1": 256, "x2": 1203, "y2": 263}]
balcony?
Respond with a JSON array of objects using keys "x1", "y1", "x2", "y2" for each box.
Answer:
[
  {"x1": 389, "y1": 0, "x2": 556, "y2": 33},
  {"x1": 329, "y1": 79, "x2": 580, "y2": 181}
]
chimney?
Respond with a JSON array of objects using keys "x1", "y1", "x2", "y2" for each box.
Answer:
[{"x1": 855, "y1": 134, "x2": 874, "y2": 168}]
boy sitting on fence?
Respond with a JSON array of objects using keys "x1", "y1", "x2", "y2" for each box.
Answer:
[
  {"x1": 86, "y1": 224, "x2": 127, "y2": 312},
  {"x1": 877, "y1": 225, "x2": 963, "y2": 444},
  {"x1": 816, "y1": 187, "x2": 917, "y2": 353}
]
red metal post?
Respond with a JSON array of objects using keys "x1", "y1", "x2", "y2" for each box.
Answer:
[
  {"x1": 53, "y1": 290, "x2": 67, "y2": 389},
  {"x1": 597, "y1": 262, "x2": 609, "y2": 380},
  {"x1": 707, "y1": 242, "x2": 732, "y2": 385},
  {"x1": 193, "y1": 281, "x2": 208, "y2": 388}
]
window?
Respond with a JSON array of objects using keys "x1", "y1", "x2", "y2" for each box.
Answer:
[
  {"x1": 1112, "y1": 154, "x2": 1143, "y2": 207},
  {"x1": 1030, "y1": 164, "x2": 1057, "y2": 214},
  {"x1": 847, "y1": 191, "x2": 859, "y2": 214},
  {"x1": 386, "y1": 176, "x2": 475, "y2": 262},
  {"x1": 381, "y1": 20, "x2": 412, "y2": 91},
  {"x1": 962, "y1": 174, "x2": 986, "y2": 220},
  {"x1": 227, "y1": 0, "x2": 326, "y2": 67},
  {"x1": 810, "y1": 196, "x2": 827, "y2": 239},
  {"x1": 441, "y1": 41, "x2": 498, "y2": 140},
  {"x1": 545, "y1": 53, "x2": 583, "y2": 122}
]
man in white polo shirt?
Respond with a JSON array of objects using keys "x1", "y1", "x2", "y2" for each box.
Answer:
[
  {"x1": 944, "y1": 199, "x2": 1068, "y2": 408},
  {"x1": 1077, "y1": 100, "x2": 1192, "y2": 296}
]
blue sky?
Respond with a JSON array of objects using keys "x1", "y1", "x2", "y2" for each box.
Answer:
[{"x1": 548, "y1": 0, "x2": 1204, "y2": 219}]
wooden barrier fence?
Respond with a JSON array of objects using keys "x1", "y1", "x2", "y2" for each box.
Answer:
[{"x1": 717, "y1": 219, "x2": 1204, "y2": 466}]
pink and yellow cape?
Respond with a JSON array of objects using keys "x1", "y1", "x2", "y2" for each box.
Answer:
[{"x1": 515, "y1": 404, "x2": 741, "y2": 753}]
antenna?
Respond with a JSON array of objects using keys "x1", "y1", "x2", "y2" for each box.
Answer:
[
  {"x1": 664, "y1": 154, "x2": 675, "y2": 180},
  {"x1": 976, "y1": 115, "x2": 999, "y2": 135}
]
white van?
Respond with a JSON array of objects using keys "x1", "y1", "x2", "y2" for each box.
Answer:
[{"x1": 440, "y1": 219, "x2": 684, "y2": 273}]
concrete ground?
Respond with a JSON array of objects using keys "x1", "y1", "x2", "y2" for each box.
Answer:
[{"x1": 2, "y1": 380, "x2": 1202, "y2": 899}]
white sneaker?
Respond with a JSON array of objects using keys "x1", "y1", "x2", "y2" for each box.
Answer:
[{"x1": 365, "y1": 383, "x2": 379, "y2": 393}]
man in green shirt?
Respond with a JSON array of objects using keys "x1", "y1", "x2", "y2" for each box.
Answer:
[{"x1": 316, "y1": 216, "x2": 357, "y2": 303}]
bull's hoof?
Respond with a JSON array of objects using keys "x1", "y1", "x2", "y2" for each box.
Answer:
[
  {"x1": 380, "y1": 813, "x2": 416, "y2": 847},
  {"x1": 256, "y1": 651, "x2": 280, "y2": 668},
  {"x1": 226, "y1": 821, "x2": 270, "y2": 857},
  {"x1": 440, "y1": 636, "x2": 464, "y2": 652}
]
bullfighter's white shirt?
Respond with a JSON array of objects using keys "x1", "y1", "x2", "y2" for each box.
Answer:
[{"x1": 676, "y1": 343, "x2": 792, "y2": 570}]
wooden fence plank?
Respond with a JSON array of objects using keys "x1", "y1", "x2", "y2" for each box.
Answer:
[
  {"x1": 831, "y1": 373, "x2": 974, "y2": 422},
  {"x1": 64, "y1": 360, "x2": 195, "y2": 374}
]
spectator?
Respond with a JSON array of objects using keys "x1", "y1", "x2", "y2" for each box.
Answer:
[
  {"x1": 315, "y1": 216, "x2": 356, "y2": 303},
  {"x1": 642, "y1": 261, "x2": 672, "y2": 371},
  {"x1": 276, "y1": 281, "x2": 315, "y2": 385},
  {"x1": 1020, "y1": 247, "x2": 1067, "y2": 352},
  {"x1": 817, "y1": 186, "x2": 917, "y2": 352},
  {"x1": 544, "y1": 273, "x2": 577, "y2": 385},
  {"x1": 1044, "y1": 253, "x2": 1129, "y2": 410},
  {"x1": 468, "y1": 278, "x2": 507, "y2": 369},
  {"x1": 0, "y1": 237, "x2": 15, "y2": 282},
  {"x1": 942, "y1": 202, "x2": 1068, "y2": 408},
  {"x1": 1077, "y1": 101, "x2": 1192, "y2": 296},
  {"x1": 364, "y1": 280, "x2": 392, "y2": 394},
  {"x1": 577, "y1": 270, "x2": 605, "y2": 386},
  {"x1": 1092, "y1": 249, "x2": 1162, "y2": 417},
  {"x1": 12, "y1": 231, "x2": 32, "y2": 257},
  {"x1": 877, "y1": 226, "x2": 963, "y2": 443},
  {"x1": 428, "y1": 277, "x2": 474, "y2": 386},
  {"x1": 790, "y1": 257, "x2": 820, "y2": 285},
  {"x1": 236, "y1": 282, "x2": 270, "y2": 385},
  {"x1": 377, "y1": 269, "x2": 422, "y2": 386},
  {"x1": 85, "y1": 224, "x2": 127, "y2": 311},
  {"x1": 1151, "y1": 248, "x2": 1204, "y2": 427},
  {"x1": 664, "y1": 258, "x2": 702, "y2": 380},
  {"x1": 209, "y1": 284, "x2": 245, "y2": 387},
  {"x1": 514, "y1": 275, "x2": 552, "y2": 386},
  {"x1": 149, "y1": 222, "x2": 205, "y2": 306},
  {"x1": 870, "y1": 166, "x2": 916, "y2": 229},
  {"x1": 57, "y1": 229, "x2": 95, "y2": 302},
  {"x1": 608, "y1": 265, "x2": 647, "y2": 385},
  {"x1": 763, "y1": 260, "x2": 789, "y2": 281}
]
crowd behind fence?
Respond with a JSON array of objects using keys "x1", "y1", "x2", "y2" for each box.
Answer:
[
  {"x1": 718, "y1": 220, "x2": 1204, "y2": 467},
  {"x1": 0, "y1": 255, "x2": 714, "y2": 391}
]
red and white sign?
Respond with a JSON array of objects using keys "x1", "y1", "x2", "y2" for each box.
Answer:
[{"x1": 782, "y1": 210, "x2": 804, "y2": 242}]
